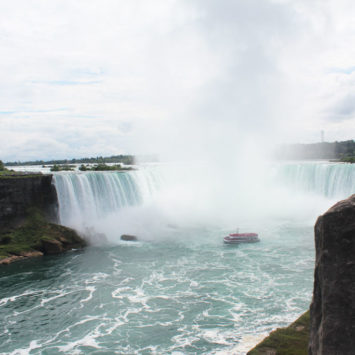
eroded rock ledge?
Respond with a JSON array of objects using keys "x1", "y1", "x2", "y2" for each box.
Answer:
[
  {"x1": 0, "y1": 174, "x2": 58, "y2": 232},
  {"x1": 309, "y1": 194, "x2": 355, "y2": 354},
  {"x1": 0, "y1": 174, "x2": 86, "y2": 265},
  {"x1": 0, "y1": 208, "x2": 86, "y2": 265}
]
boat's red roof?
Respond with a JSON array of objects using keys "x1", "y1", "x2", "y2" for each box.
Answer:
[{"x1": 229, "y1": 233, "x2": 258, "y2": 237}]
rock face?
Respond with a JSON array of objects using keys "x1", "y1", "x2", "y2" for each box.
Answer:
[
  {"x1": 0, "y1": 175, "x2": 58, "y2": 232},
  {"x1": 121, "y1": 234, "x2": 138, "y2": 241},
  {"x1": 0, "y1": 251, "x2": 43, "y2": 265},
  {"x1": 309, "y1": 194, "x2": 355, "y2": 354},
  {"x1": 40, "y1": 225, "x2": 87, "y2": 255},
  {"x1": 0, "y1": 216, "x2": 87, "y2": 264}
]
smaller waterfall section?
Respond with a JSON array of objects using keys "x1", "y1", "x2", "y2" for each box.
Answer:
[
  {"x1": 273, "y1": 162, "x2": 355, "y2": 198},
  {"x1": 53, "y1": 169, "x2": 162, "y2": 229}
]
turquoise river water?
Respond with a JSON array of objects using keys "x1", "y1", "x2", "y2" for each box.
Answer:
[{"x1": 1, "y1": 162, "x2": 354, "y2": 354}]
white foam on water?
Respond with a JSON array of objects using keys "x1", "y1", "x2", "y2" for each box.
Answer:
[
  {"x1": 79, "y1": 286, "x2": 96, "y2": 305},
  {"x1": 9, "y1": 340, "x2": 41, "y2": 355},
  {"x1": 221, "y1": 333, "x2": 268, "y2": 355},
  {"x1": 57, "y1": 332, "x2": 100, "y2": 353},
  {"x1": 0, "y1": 290, "x2": 41, "y2": 307}
]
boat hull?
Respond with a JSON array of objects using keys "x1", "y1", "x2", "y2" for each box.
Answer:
[{"x1": 224, "y1": 233, "x2": 260, "y2": 244}]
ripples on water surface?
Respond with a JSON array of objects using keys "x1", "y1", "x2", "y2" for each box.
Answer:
[{"x1": 0, "y1": 224, "x2": 314, "y2": 354}]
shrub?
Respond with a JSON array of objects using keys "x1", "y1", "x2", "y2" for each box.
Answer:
[{"x1": 50, "y1": 165, "x2": 60, "y2": 171}]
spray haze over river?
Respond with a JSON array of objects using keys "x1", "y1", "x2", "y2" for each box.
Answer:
[{"x1": 1, "y1": 161, "x2": 354, "y2": 354}]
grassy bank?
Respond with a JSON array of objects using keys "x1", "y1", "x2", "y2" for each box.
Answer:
[
  {"x1": 0, "y1": 171, "x2": 43, "y2": 178},
  {"x1": 247, "y1": 311, "x2": 309, "y2": 355},
  {"x1": 0, "y1": 208, "x2": 86, "y2": 264}
]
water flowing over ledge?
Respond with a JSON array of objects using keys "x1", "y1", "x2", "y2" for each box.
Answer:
[
  {"x1": 53, "y1": 162, "x2": 355, "y2": 232},
  {"x1": 272, "y1": 161, "x2": 355, "y2": 198},
  {"x1": 53, "y1": 169, "x2": 163, "y2": 228}
]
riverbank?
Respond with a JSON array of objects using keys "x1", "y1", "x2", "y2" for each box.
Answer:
[
  {"x1": 0, "y1": 208, "x2": 86, "y2": 265},
  {"x1": 247, "y1": 311, "x2": 309, "y2": 354}
]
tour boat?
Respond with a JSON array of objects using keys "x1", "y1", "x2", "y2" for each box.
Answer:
[{"x1": 224, "y1": 232, "x2": 260, "y2": 244}]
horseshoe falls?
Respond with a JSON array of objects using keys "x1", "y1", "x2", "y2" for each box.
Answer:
[
  {"x1": 53, "y1": 169, "x2": 164, "y2": 233},
  {"x1": 273, "y1": 161, "x2": 355, "y2": 198},
  {"x1": 1, "y1": 162, "x2": 355, "y2": 355}
]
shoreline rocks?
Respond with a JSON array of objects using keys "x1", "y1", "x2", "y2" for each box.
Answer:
[
  {"x1": 0, "y1": 173, "x2": 87, "y2": 265},
  {"x1": 0, "y1": 251, "x2": 43, "y2": 265},
  {"x1": 0, "y1": 209, "x2": 86, "y2": 265},
  {"x1": 247, "y1": 311, "x2": 310, "y2": 354}
]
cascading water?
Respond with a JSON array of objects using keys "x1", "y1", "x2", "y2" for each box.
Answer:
[
  {"x1": 53, "y1": 168, "x2": 163, "y2": 230},
  {"x1": 53, "y1": 162, "x2": 355, "y2": 235},
  {"x1": 272, "y1": 161, "x2": 355, "y2": 198}
]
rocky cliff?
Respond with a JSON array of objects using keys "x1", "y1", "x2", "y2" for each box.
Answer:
[
  {"x1": 0, "y1": 174, "x2": 58, "y2": 232},
  {"x1": 0, "y1": 174, "x2": 87, "y2": 264},
  {"x1": 309, "y1": 194, "x2": 355, "y2": 354}
]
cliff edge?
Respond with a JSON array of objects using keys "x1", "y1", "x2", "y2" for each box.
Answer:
[
  {"x1": 0, "y1": 174, "x2": 58, "y2": 232},
  {"x1": 0, "y1": 174, "x2": 86, "y2": 264},
  {"x1": 248, "y1": 194, "x2": 355, "y2": 354},
  {"x1": 309, "y1": 194, "x2": 355, "y2": 354}
]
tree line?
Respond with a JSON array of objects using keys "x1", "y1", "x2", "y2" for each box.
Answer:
[
  {"x1": 275, "y1": 140, "x2": 355, "y2": 160},
  {"x1": 4, "y1": 155, "x2": 135, "y2": 166}
]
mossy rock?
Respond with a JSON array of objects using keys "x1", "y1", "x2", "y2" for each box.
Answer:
[
  {"x1": 0, "y1": 208, "x2": 86, "y2": 263},
  {"x1": 247, "y1": 311, "x2": 310, "y2": 355},
  {"x1": 121, "y1": 234, "x2": 138, "y2": 241}
]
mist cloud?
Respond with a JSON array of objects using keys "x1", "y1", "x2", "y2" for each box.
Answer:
[{"x1": 1, "y1": 0, "x2": 355, "y2": 161}]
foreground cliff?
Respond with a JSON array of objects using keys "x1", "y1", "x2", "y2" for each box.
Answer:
[
  {"x1": 309, "y1": 194, "x2": 355, "y2": 354},
  {"x1": 249, "y1": 194, "x2": 355, "y2": 354}
]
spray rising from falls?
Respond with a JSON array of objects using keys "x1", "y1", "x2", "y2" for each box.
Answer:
[{"x1": 53, "y1": 162, "x2": 355, "y2": 241}]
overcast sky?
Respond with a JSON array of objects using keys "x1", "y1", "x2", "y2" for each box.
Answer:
[{"x1": 1, "y1": 0, "x2": 355, "y2": 161}]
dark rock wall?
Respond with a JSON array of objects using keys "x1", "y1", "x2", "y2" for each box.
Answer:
[
  {"x1": 0, "y1": 175, "x2": 58, "y2": 231},
  {"x1": 309, "y1": 195, "x2": 355, "y2": 354}
]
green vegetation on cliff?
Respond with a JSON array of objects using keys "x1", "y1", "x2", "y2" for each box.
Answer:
[
  {"x1": 0, "y1": 159, "x2": 44, "y2": 178},
  {"x1": 50, "y1": 164, "x2": 74, "y2": 171},
  {"x1": 0, "y1": 208, "x2": 86, "y2": 263},
  {"x1": 79, "y1": 163, "x2": 134, "y2": 171},
  {"x1": 247, "y1": 311, "x2": 309, "y2": 355},
  {"x1": 339, "y1": 156, "x2": 355, "y2": 163},
  {"x1": 6, "y1": 154, "x2": 135, "y2": 166},
  {"x1": 276, "y1": 140, "x2": 355, "y2": 160},
  {"x1": 0, "y1": 172, "x2": 43, "y2": 179}
]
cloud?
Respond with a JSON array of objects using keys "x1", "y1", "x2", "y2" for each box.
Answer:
[
  {"x1": 1, "y1": 0, "x2": 355, "y2": 160},
  {"x1": 330, "y1": 94, "x2": 355, "y2": 118}
]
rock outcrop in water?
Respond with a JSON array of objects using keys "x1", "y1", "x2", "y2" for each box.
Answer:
[
  {"x1": 0, "y1": 174, "x2": 58, "y2": 232},
  {"x1": 121, "y1": 234, "x2": 138, "y2": 241},
  {"x1": 309, "y1": 194, "x2": 355, "y2": 354}
]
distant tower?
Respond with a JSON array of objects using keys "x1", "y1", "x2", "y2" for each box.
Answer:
[{"x1": 321, "y1": 130, "x2": 325, "y2": 143}]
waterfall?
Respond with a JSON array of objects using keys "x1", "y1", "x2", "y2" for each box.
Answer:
[
  {"x1": 272, "y1": 162, "x2": 355, "y2": 198},
  {"x1": 52, "y1": 162, "x2": 355, "y2": 236},
  {"x1": 53, "y1": 168, "x2": 163, "y2": 229}
]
